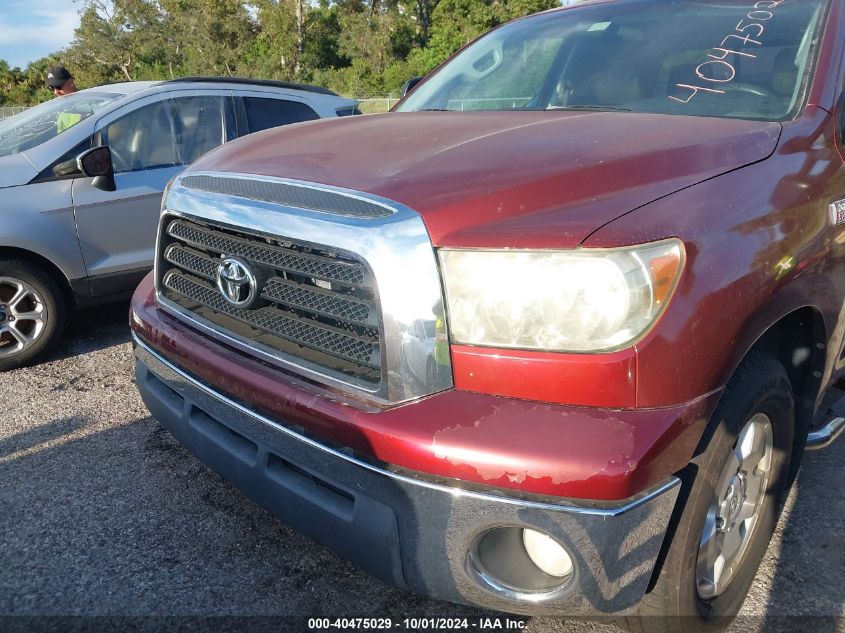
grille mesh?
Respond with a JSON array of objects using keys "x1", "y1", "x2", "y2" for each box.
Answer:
[
  {"x1": 164, "y1": 244, "x2": 217, "y2": 281},
  {"x1": 181, "y1": 175, "x2": 393, "y2": 219},
  {"x1": 262, "y1": 278, "x2": 373, "y2": 328},
  {"x1": 164, "y1": 272, "x2": 379, "y2": 368},
  {"x1": 168, "y1": 220, "x2": 366, "y2": 287},
  {"x1": 158, "y1": 216, "x2": 381, "y2": 385},
  {"x1": 165, "y1": 244, "x2": 376, "y2": 328}
]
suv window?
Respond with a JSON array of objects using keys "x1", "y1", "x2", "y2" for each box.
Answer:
[
  {"x1": 0, "y1": 91, "x2": 120, "y2": 158},
  {"x1": 242, "y1": 97, "x2": 320, "y2": 134},
  {"x1": 171, "y1": 96, "x2": 229, "y2": 164},
  {"x1": 103, "y1": 100, "x2": 179, "y2": 173}
]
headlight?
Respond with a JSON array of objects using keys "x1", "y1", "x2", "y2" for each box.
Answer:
[{"x1": 438, "y1": 239, "x2": 684, "y2": 352}]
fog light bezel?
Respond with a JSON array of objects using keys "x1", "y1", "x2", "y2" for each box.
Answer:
[{"x1": 465, "y1": 525, "x2": 577, "y2": 602}]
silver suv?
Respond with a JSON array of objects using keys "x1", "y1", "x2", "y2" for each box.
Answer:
[{"x1": 0, "y1": 78, "x2": 358, "y2": 370}]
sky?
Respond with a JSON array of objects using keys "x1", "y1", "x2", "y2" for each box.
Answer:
[{"x1": 0, "y1": 0, "x2": 80, "y2": 69}]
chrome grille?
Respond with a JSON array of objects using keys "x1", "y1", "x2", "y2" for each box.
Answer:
[{"x1": 157, "y1": 215, "x2": 381, "y2": 386}]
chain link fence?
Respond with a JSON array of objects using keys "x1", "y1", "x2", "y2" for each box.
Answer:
[
  {"x1": 354, "y1": 98, "x2": 399, "y2": 114},
  {"x1": 0, "y1": 106, "x2": 27, "y2": 118}
]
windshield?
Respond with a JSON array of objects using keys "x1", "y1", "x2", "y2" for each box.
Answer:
[
  {"x1": 0, "y1": 91, "x2": 122, "y2": 158},
  {"x1": 397, "y1": 0, "x2": 829, "y2": 121}
]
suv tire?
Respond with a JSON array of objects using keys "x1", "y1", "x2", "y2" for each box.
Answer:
[{"x1": 0, "y1": 259, "x2": 66, "y2": 371}]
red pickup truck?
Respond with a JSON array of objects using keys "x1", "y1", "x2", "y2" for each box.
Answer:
[{"x1": 130, "y1": 0, "x2": 845, "y2": 628}]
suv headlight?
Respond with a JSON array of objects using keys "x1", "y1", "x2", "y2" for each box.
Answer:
[{"x1": 438, "y1": 239, "x2": 684, "y2": 353}]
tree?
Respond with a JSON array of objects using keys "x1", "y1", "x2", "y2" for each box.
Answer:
[
  {"x1": 253, "y1": 0, "x2": 304, "y2": 79},
  {"x1": 66, "y1": 0, "x2": 169, "y2": 83},
  {"x1": 405, "y1": 0, "x2": 556, "y2": 77},
  {"x1": 161, "y1": 0, "x2": 257, "y2": 76},
  {"x1": 1, "y1": 0, "x2": 560, "y2": 103},
  {"x1": 414, "y1": 0, "x2": 438, "y2": 46},
  {"x1": 332, "y1": 0, "x2": 415, "y2": 95}
]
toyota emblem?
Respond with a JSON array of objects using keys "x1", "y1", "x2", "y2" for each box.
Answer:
[{"x1": 217, "y1": 257, "x2": 257, "y2": 308}]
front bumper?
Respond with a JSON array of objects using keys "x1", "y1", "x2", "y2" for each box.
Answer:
[{"x1": 135, "y1": 336, "x2": 680, "y2": 616}]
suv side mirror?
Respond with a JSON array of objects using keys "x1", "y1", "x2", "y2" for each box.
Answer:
[
  {"x1": 77, "y1": 146, "x2": 116, "y2": 192},
  {"x1": 402, "y1": 76, "x2": 423, "y2": 97}
]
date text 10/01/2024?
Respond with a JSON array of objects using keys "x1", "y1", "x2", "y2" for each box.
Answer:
[{"x1": 307, "y1": 618, "x2": 528, "y2": 630}]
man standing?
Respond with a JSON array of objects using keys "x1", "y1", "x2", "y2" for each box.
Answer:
[
  {"x1": 46, "y1": 66, "x2": 83, "y2": 133},
  {"x1": 45, "y1": 66, "x2": 77, "y2": 97}
]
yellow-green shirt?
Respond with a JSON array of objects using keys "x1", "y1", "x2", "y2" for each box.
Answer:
[
  {"x1": 56, "y1": 111, "x2": 83, "y2": 134},
  {"x1": 434, "y1": 316, "x2": 449, "y2": 366}
]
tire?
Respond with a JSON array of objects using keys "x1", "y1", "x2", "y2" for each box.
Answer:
[
  {"x1": 623, "y1": 350, "x2": 795, "y2": 633},
  {"x1": 0, "y1": 258, "x2": 67, "y2": 371}
]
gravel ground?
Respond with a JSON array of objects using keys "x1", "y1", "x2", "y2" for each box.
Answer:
[{"x1": 0, "y1": 302, "x2": 843, "y2": 633}]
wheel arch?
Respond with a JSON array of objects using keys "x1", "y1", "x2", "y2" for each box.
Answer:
[
  {"x1": 720, "y1": 266, "x2": 836, "y2": 441},
  {"x1": 0, "y1": 246, "x2": 80, "y2": 310},
  {"x1": 742, "y1": 306, "x2": 827, "y2": 473},
  {"x1": 748, "y1": 307, "x2": 826, "y2": 408}
]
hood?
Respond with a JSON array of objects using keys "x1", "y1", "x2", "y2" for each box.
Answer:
[
  {"x1": 190, "y1": 111, "x2": 782, "y2": 248},
  {"x1": 0, "y1": 153, "x2": 38, "y2": 189}
]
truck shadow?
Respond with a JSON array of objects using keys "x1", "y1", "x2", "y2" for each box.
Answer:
[
  {"x1": 0, "y1": 414, "x2": 481, "y2": 625},
  {"x1": 750, "y1": 440, "x2": 845, "y2": 633},
  {"x1": 51, "y1": 300, "x2": 132, "y2": 361},
  {"x1": 0, "y1": 416, "x2": 86, "y2": 460}
]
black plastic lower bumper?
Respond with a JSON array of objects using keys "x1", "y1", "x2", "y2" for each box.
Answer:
[{"x1": 134, "y1": 335, "x2": 680, "y2": 616}]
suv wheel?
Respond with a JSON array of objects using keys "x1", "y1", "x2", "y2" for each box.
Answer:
[
  {"x1": 624, "y1": 350, "x2": 795, "y2": 633},
  {"x1": 0, "y1": 259, "x2": 66, "y2": 371}
]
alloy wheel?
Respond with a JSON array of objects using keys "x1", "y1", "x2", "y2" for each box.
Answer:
[
  {"x1": 0, "y1": 276, "x2": 48, "y2": 358},
  {"x1": 696, "y1": 412, "x2": 774, "y2": 599}
]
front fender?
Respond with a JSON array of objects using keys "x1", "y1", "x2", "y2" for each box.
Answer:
[
  {"x1": 0, "y1": 180, "x2": 88, "y2": 281},
  {"x1": 583, "y1": 110, "x2": 842, "y2": 408}
]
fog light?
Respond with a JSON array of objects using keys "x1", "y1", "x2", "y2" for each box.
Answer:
[
  {"x1": 468, "y1": 527, "x2": 575, "y2": 600},
  {"x1": 522, "y1": 529, "x2": 573, "y2": 578}
]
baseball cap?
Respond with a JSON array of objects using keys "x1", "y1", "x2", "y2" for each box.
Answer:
[{"x1": 46, "y1": 66, "x2": 73, "y2": 88}]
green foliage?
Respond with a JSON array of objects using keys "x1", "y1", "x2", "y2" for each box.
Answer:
[
  {"x1": 0, "y1": 0, "x2": 559, "y2": 104},
  {"x1": 0, "y1": 56, "x2": 60, "y2": 105}
]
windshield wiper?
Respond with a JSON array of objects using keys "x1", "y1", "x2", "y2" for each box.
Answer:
[
  {"x1": 411, "y1": 108, "x2": 454, "y2": 112},
  {"x1": 546, "y1": 105, "x2": 632, "y2": 112}
]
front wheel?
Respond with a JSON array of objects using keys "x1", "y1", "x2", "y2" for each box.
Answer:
[
  {"x1": 626, "y1": 350, "x2": 795, "y2": 633},
  {"x1": 0, "y1": 259, "x2": 66, "y2": 371}
]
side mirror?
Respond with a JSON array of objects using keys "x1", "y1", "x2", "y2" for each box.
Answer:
[
  {"x1": 402, "y1": 76, "x2": 423, "y2": 97},
  {"x1": 77, "y1": 146, "x2": 116, "y2": 192}
]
